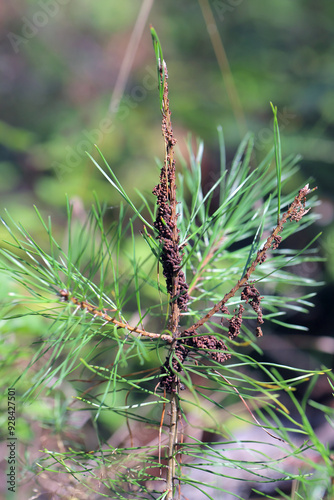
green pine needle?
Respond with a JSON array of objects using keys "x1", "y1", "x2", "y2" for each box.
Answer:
[{"x1": 271, "y1": 102, "x2": 282, "y2": 224}]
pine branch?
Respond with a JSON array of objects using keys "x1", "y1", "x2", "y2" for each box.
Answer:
[
  {"x1": 185, "y1": 183, "x2": 316, "y2": 336},
  {"x1": 57, "y1": 289, "x2": 173, "y2": 343}
]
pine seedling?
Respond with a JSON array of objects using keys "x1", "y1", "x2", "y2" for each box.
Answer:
[{"x1": 0, "y1": 28, "x2": 330, "y2": 500}]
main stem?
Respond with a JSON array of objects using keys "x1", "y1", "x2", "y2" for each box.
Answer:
[
  {"x1": 152, "y1": 52, "x2": 191, "y2": 495},
  {"x1": 155, "y1": 60, "x2": 185, "y2": 499},
  {"x1": 162, "y1": 61, "x2": 179, "y2": 500}
]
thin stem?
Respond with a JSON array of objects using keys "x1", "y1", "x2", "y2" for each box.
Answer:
[
  {"x1": 166, "y1": 391, "x2": 178, "y2": 500},
  {"x1": 58, "y1": 290, "x2": 173, "y2": 343},
  {"x1": 150, "y1": 40, "x2": 189, "y2": 495},
  {"x1": 159, "y1": 60, "x2": 181, "y2": 497}
]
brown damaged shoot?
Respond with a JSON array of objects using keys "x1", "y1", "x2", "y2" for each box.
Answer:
[{"x1": 152, "y1": 59, "x2": 189, "y2": 332}]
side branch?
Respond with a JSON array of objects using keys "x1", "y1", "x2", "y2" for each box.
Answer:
[
  {"x1": 186, "y1": 184, "x2": 315, "y2": 334},
  {"x1": 58, "y1": 290, "x2": 173, "y2": 343}
]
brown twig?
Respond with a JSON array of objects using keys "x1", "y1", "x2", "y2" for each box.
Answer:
[
  {"x1": 58, "y1": 289, "x2": 173, "y2": 343},
  {"x1": 185, "y1": 184, "x2": 315, "y2": 335}
]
